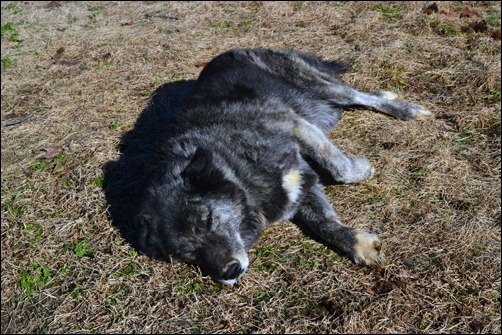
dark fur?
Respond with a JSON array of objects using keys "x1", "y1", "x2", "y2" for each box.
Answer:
[{"x1": 105, "y1": 49, "x2": 431, "y2": 284}]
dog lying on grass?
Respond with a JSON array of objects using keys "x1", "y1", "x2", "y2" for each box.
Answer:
[{"x1": 134, "y1": 48, "x2": 431, "y2": 285}]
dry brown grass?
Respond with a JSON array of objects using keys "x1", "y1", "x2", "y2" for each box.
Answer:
[{"x1": 1, "y1": 1, "x2": 500, "y2": 333}]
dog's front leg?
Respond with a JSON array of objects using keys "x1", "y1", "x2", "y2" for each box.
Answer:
[
  {"x1": 293, "y1": 117, "x2": 373, "y2": 184},
  {"x1": 292, "y1": 183, "x2": 385, "y2": 267}
]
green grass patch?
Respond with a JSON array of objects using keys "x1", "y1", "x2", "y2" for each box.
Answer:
[
  {"x1": 371, "y1": 4, "x2": 403, "y2": 23},
  {"x1": 18, "y1": 263, "x2": 53, "y2": 297},
  {"x1": 33, "y1": 104, "x2": 46, "y2": 113},
  {"x1": 51, "y1": 152, "x2": 66, "y2": 165},
  {"x1": 293, "y1": 1, "x2": 303, "y2": 8},
  {"x1": 70, "y1": 285, "x2": 83, "y2": 299},
  {"x1": 253, "y1": 290, "x2": 276, "y2": 302},
  {"x1": 29, "y1": 161, "x2": 47, "y2": 172},
  {"x1": 21, "y1": 221, "x2": 44, "y2": 244},
  {"x1": 108, "y1": 121, "x2": 120, "y2": 130},
  {"x1": 6, "y1": 200, "x2": 28, "y2": 218},
  {"x1": 87, "y1": 5, "x2": 104, "y2": 20},
  {"x1": 1, "y1": 22, "x2": 20, "y2": 41},
  {"x1": 29, "y1": 152, "x2": 67, "y2": 173},
  {"x1": 300, "y1": 239, "x2": 342, "y2": 267},
  {"x1": 255, "y1": 244, "x2": 288, "y2": 271},
  {"x1": 126, "y1": 248, "x2": 138, "y2": 259},
  {"x1": 60, "y1": 179, "x2": 71, "y2": 188},
  {"x1": 379, "y1": 64, "x2": 408, "y2": 90},
  {"x1": 103, "y1": 59, "x2": 116, "y2": 67},
  {"x1": 484, "y1": 10, "x2": 501, "y2": 27},
  {"x1": 119, "y1": 263, "x2": 138, "y2": 277},
  {"x1": 1, "y1": 178, "x2": 29, "y2": 219},
  {"x1": 74, "y1": 238, "x2": 94, "y2": 258},
  {"x1": 329, "y1": 252, "x2": 345, "y2": 263},
  {"x1": 439, "y1": 25, "x2": 457, "y2": 36},
  {"x1": 91, "y1": 175, "x2": 104, "y2": 187},
  {"x1": 487, "y1": 87, "x2": 501, "y2": 103},
  {"x1": 175, "y1": 277, "x2": 204, "y2": 295},
  {"x1": 255, "y1": 244, "x2": 281, "y2": 258},
  {"x1": 302, "y1": 239, "x2": 330, "y2": 255},
  {"x1": 426, "y1": 18, "x2": 458, "y2": 36},
  {"x1": 211, "y1": 21, "x2": 236, "y2": 30},
  {"x1": 1, "y1": 55, "x2": 14, "y2": 68},
  {"x1": 2, "y1": 193, "x2": 28, "y2": 218},
  {"x1": 1, "y1": 175, "x2": 14, "y2": 185},
  {"x1": 50, "y1": 152, "x2": 67, "y2": 173},
  {"x1": 67, "y1": 13, "x2": 78, "y2": 23}
]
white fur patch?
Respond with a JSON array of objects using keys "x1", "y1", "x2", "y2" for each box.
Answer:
[
  {"x1": 378, "y1": 90, "x2": 399, "y2": 100},
  {"x1": 282, "y1": 169, "x2": 302, "y2": 203},
  {"x1": 219, "y1": 278, "x2": 238, "y2": 286}
]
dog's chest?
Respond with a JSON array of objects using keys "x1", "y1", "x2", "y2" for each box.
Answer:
[
  {"x1": 272, "y1": 168, "x2": 303, "y2": 222},
  {"x1": 282, "y1": 169, "x2": 302, "y2": 203}
]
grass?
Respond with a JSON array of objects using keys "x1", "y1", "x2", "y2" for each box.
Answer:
[
  {"x1": 18, "y1": 263, "x2": 52, "y2": 297},
  {"x1": 1, "y1": 1, "x2": 500, "y2": 334},
  {"x1": 1, "y1": 22, "x2": 20, "y2": 41},
  {"x1": 371, "y1": 4, "x2": 404, "y2": 23},
  {"x1": 1, "y1": 55, "x2": 14, "y2": 68},
  {"x1": 21, "y1": 221, "x2": 44, "y2": 244},
  {"x1": 484, "y1": 10, "x2": 501, "y2": 27},
  {"x1": 87, "y1": 5, "x2": 103, "y2": 20},
  {"x1": 211, "y1": 21, "x2": 236, "y2": 30},
  {"x1": 73, "y1": 239, "x2": 94, "y2": 258}
]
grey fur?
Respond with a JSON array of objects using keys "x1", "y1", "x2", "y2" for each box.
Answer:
[{"x1": 124, "y1": 48, "x2": 431, "y2": 284}]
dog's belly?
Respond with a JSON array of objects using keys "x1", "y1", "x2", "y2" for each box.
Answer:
[{"x1": 294, "y1": 102, "x2": 343, "y2": 132}]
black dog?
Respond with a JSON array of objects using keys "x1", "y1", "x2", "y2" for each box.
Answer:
[{"x1": 121, "y1": 49, "x2": 431, "y2": 284}]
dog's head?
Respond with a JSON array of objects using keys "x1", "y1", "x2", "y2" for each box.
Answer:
[{"x1": 136, "y1": 147, "x2": 263, "y2": 285}]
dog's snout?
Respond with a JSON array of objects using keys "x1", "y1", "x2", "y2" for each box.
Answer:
[{"x1": 222, "y1": 260, "x2": 244, "y2": 280}]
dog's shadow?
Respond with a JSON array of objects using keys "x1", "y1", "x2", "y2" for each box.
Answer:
[{"x1": 103, "y1": 80, "x2": 195, "y2": 250}]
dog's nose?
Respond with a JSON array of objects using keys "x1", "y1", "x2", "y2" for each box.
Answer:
[{"x1": 222, "y1": 260, "x2": 243, "y2": 280}]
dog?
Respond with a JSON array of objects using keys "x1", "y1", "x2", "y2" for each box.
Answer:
[{"x1": 134, "y1": 48, "x2": 431, "y2": 285}]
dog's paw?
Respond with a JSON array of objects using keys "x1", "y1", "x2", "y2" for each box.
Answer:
[
  {"x1": 406, "y1": 102, "x2": 433, "y2": 121},
  {"x1": 343, "y1": 155, "x2": 374, "y2": 183},
  {"x1": 415, "y1": 106, "x2": 433, "y2": 120},
  {"x1": 352, "y1": 230, "x2": 385, "y2": 268}
]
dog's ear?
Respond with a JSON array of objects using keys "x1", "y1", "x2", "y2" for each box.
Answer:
[{"x1": 181, "y1": 147, "x2": 217, "y2": 188}]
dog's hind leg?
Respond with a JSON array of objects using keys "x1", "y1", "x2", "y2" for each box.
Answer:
[
  {"x1": 326, "y1": 84, "x2": 432, "y2": 121},
  {"x1": 292, "y1": 183, "x2": 385, "y2": 267},
  {"x1": 293, "y1": 117, "x2": 373, "y2": 184}
]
